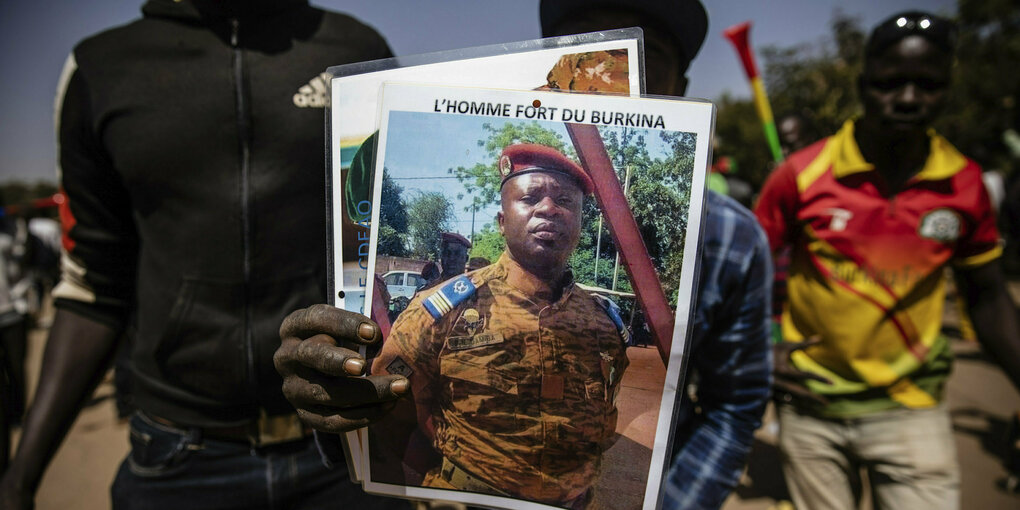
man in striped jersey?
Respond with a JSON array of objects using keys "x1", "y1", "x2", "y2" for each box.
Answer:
[{"x1": 756, "y1": 11, "x2": 1020, "y2": 510}]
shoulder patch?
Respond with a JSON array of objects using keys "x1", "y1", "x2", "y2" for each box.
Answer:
[
  {"x1": 423, "y1": 275, "x2": 476, "y2": 321},
  {"x1": 592, "y1": 294, "x2": 630, "y2": 345}
]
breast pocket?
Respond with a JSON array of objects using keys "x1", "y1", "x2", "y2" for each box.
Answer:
[{"x1": 439, "y1": 352, "x2": 520, "y2": 418}]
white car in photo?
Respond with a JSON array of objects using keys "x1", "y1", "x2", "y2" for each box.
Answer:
[{"x1": 382, "y1": 270, "x2": 427, "y2": 301}]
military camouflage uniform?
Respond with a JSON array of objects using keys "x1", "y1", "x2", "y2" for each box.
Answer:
[{"x1": 373, "y1": 252, "x2": 629, "y2": 507}]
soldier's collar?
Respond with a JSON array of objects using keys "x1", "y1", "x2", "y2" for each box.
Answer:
[{"x1": 498, "y1": 252, "x2": 574, "y2": 304}]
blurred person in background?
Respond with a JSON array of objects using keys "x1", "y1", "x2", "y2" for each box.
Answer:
[
  {"x1": 0, "y1": 199, "x2": 59, "y2": 473},
  {"x1": 776, "y1": 112, "x2": 818, "y2": 159},
  {"x1": 756, "y1": 11, "x2": 1020, "y2": 509},
  {"x1": 0, "y1": 210, "x2": 31, "y2": 471}
]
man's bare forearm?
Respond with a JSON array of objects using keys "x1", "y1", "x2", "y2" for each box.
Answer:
[
  {"x1": 958, "y1": 262, "x2": 1020, "y2": 391},
  {"x1": 1, "y1": 308, "x2": 121, "y2": 497}
]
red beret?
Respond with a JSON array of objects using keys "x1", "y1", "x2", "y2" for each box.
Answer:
[
  {"x1": 498, "y1": 144, "x2": 593, "y2": 194},
  {"x1": 440, "y1": 231, "x2": 472, "y2": 248}
]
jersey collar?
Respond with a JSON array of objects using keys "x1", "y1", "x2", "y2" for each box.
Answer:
[{"x1": 830, "y1": 120, "x2": 967, "y2": 181}]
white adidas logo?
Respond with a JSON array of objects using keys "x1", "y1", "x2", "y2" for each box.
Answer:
[{"x1": 293, "y1": 72, "x2": 331, "y2": 108}]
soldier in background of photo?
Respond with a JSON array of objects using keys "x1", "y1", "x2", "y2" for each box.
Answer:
[
  {"x1": 419, "y1": 261, "x2": 441, "y2": 290},
  {"x1": 417, "y1": 232, "x2": 471, "y2": 294},
  {"x1": 438, "y1": 232, "x2": 471, "y2": 280},
  {"x1": 394, "y1": 234, "x2": 472, "y2": 320},
  {"x1": 370, "y1": 143, "x2": 630, "y2": 509}
]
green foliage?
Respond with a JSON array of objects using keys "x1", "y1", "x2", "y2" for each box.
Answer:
[
  {"x1": 575, "y1": 127, "x2": 693, "y2": 302},
  {"x1": 406, "y1": 191, "x2": 454, "y2": 260},
  {"x1": 763, "y1": 12, "x2": 864, "y2": 134},
  {"x1": 469, "y1": 223, "x2": 505, "y2": 263},
  {"x1": 449, "y1": 121, "x2": 570, "y2": 210},
  {"x1": 714, "y1": 93, "x2": 774, "y2": 188},
  {"x1": 574, "y1": 128, "x2": 649, "y2": 290},
  {"x1": 376, "y1": 224, "x2": 405, "y2": 258},
  {"x1": 570, "y1": 198, "x2": 616, "y2": 289},
  {"x1": 645, "y1": 131, "x2": 695, "y2": 297},
  {"x1": 378, "y1": 169, "x2": 408, "y2": 256},
  {"x1": 936, "y1": 0, "x2": 1020, "y2": 176},
  {"x1": 380, "y1": 170, "x2": 408, "y2": 233}
]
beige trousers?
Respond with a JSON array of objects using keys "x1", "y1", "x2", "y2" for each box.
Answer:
[{"x1": 777, "y1": 404, "x2": 959, "y2": 510}]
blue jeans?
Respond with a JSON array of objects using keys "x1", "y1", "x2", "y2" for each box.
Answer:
[{"x1": 112, "y1": 411, "x2": 408, "y2": 510}]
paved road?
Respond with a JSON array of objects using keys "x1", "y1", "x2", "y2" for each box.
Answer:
[{"x1": 13, "y1": 284, "x2": 1020, "y2": 509}]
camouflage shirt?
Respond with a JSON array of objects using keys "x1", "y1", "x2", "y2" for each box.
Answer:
[{"x1": 373, "y1": 252, "x2": 629, "y2": 505}]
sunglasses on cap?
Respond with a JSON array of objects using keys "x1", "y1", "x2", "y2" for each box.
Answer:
[{"x1": 866, "y1": 11, "x2": 956, "y2": 57}]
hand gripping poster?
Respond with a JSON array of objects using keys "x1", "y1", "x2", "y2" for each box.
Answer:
[{"x1": 359, "y1": 83, "x2": 712, "y2": 510}]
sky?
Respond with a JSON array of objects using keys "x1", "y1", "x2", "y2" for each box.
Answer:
[{"x1": 0, "y1": 0, "x2": 956, "y2": 184}]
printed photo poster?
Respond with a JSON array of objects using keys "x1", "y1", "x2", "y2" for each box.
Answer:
[
  {"x1": 327, "y1": 30, "x2": 643, "y2": 480},
  {"x1": 361, "y1": 83, "x2": 713, "y2": 510}
]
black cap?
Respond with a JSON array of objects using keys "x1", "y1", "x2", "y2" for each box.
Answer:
[
  {"x1": 866, "y1": 11, "x2": 957, "y2": 57},
  {"x1": 540, "y1": 0, "x2": 708, "y2": 68}
]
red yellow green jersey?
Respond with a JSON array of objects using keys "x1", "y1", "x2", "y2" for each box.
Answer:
[{"x1": 755, "y1": 120, "x2": 1002, "y2": 417}]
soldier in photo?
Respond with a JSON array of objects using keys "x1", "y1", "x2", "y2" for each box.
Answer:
[
  {"x1": 417, "y1": 232, "x2": 472, "y2": 294},
  {"x1": 438, "y1": 232, "x2": 471, "y2": 280},
  {"x1": 371, "y1": 143, "x2": 630, "y2": 509}
]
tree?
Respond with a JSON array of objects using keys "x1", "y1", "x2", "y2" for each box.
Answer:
[
  {"x1": 406, "y1": 191, "x2": 454, "y2": 260},
  {"x1": 714, "y1": 92, "x2": 775, "y2": 188},
  {"x1": 469, "y1": 223, "x2": 505, "y2": 264},
  {"x1": 763, "y1": 11, "x2": 864, "y2": 133},
  {"x1": 573, "y1": 128, "x2": 652, "y2": 289},
  {"x1": 717, "y1": 3, "x2": 1020, "y2": 186},
  {"x1": 937, "y1": 0, "x2": 1020, "y2": 177},
  {"x1": 573, "y1": 127, "x2": 696, "y2": 302},
  {"x1": 377, "y1": 169, "x2": 408, "y2": 256},
  {"x1": 450, "y1": 121, "x2": 570, "y2": 211}
]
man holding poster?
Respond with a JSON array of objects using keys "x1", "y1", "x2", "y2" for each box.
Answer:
[{"x1": 371, "y1": 143, "x2": 629, "y2": 509}]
